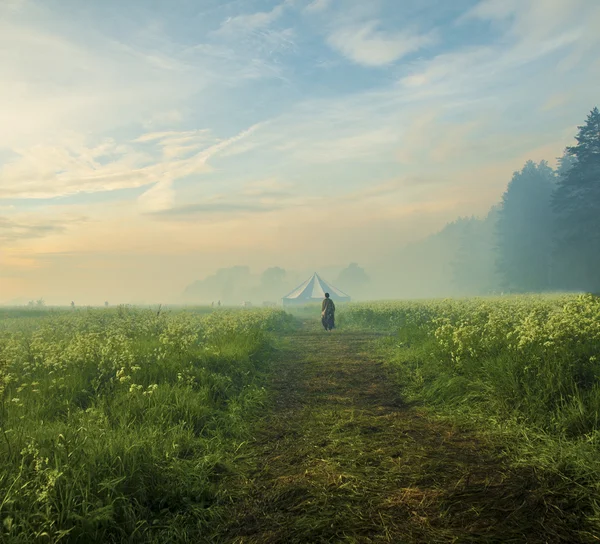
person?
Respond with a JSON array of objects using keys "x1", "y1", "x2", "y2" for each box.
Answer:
[{"x1": 321, "y1": 293, "x2": 335, "y2": 331}]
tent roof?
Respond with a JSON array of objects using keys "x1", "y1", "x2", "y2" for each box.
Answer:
[{"x1": 282, "y1": 273, "x2": 350, "y2": 301}]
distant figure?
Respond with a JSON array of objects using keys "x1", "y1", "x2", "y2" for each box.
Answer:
[
  {"x1": 217, "y1": 300, "x2": 221, "y2": 307},
  {"x1": 321, "y1": 293, "x2": 335, "y2": 331},
  {"x1": 105, "y1": 301, "x2": 109, "y2": 308},
  {"x1": 71, "y1": 301, "x2": 75, "y2": 309}
]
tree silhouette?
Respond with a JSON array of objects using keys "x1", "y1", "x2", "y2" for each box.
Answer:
[
  {"x1": 553, "y1": 107, "x2": 600, "y2": 292},
  {"x1": 496, "y1": 160, "x2": 556, "y2": 292}
]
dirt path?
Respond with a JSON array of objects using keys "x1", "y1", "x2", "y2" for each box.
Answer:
[{"x1": 215, "y1": 323, "x2": 558, "y2": 543}]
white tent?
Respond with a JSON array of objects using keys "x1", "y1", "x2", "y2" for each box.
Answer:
[{"x1": 282, "y1": 273, "x2": 350, "y2": 306}]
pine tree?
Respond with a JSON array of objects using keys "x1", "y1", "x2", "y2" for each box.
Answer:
[
  {"x1": 552, "y1": 107, "x2": 600, "y2": 292},
  {"x1": 496, "y1": 160, "x2": 556, "y2": 292}
]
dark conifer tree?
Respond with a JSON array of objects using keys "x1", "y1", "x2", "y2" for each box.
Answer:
[
  {"x1": 552, "y1": 107, "x2": 600, "y2": 292},
  {"x1": 496, "y1": 160, "x2": 556, "y2": 292}
]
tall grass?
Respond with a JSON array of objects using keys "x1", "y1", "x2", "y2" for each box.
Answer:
[
  {"x1": 0, "y1": 306, "x2": 294, "y2": 543},
  {"x1": 340, "y1": 294, "x2": 600, "y2": 536}
]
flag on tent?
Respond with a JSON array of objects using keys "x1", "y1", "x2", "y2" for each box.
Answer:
[{"x1": 282, "y1": 273, "x2": 350, "y2": 306}]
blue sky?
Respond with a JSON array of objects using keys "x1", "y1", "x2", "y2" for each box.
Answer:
[{"x1": 1, "y1": 0, "x2": 599, "y2": 303}]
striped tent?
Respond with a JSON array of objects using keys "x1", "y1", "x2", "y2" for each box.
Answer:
[{"x1": 282, "y1": 273, "x2": 350, "y2": 306}]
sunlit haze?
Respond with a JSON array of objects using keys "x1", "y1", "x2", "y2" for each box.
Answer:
[{"x1": 1, "y1": 0, "x2": 599, "y2": 305}]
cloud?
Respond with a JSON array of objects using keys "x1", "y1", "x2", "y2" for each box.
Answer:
[
  {"x1": 143, "y1": 109, "x2": 184, "y2": 129},
  {"x1": 342, "y1": 179, "x2": 409, "y2": 202},
  {"x1": 242, "y1": 178, "x2": 294, "y2": 197},
  {"x1": 540, "y1": 93, "x2": 569, "y2": 112},
  {"x1": 147, "y1": 177, "x2": 301, "y2": 221},
  {"x1": 0, "y1": 0, "x2": 28, "y2": 14},
  {"x1": 135, "y1": 130, "x2": 214, "y2": 159},
  {"x1": 217, "y1": 3, "x2": 287, "y2": 34},
  {"x1": 327, "y1": 21, "x2": 436, "y2": 66},
  {"x1": 284, "y1": 127, "x2": 401, "y2": 163},
  {"x1": 0, "y1": 216, "x2": 86, "y2": 242},
  {"x1": 0, "y1": 17, "x2": 205, "y2": 150},
  {"x1": 0, "y1": 124, "x2": 261, "y2": 200},
  {"x1": 0, "y1": 2, "x2": 294, "y2": 157},
  {"x1": 465, "y1": 0, "x2": 600, "y2": 46},
  {"x1": 137, "y1": 181, "x2": 176, "y2": 213},
  {"x1": 305, "y1": 0, "x2": 331, "y2": 13},
  {"x1": 147, "y1": 201, "x2": 284, "y2": 220},
  {"x1": 134, "y1": 130, "x2": 207, "y2": 144}
]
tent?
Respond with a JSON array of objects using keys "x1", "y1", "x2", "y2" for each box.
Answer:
[{"x1": 282, "y1": 273, "x2": 351, "y2": 306}]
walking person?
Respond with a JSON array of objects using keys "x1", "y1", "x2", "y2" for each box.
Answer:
[{"x1": 321, "y1": 293, "x2": 335, "y2": 331}]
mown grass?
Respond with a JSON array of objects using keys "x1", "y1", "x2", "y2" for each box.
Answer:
[
  {"x1": 0, "y1": 306, "x2": 294, "y2": 543},
  {"x1": 340, "y1": 294, "x2": 600, "y2": 541}
]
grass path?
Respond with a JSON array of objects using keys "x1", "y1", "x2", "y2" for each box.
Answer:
[{"x1": 214, "y1": 322, "x2": 567, "y2": 543}]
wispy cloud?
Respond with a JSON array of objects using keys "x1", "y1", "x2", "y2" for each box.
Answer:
[
  {"x1": 0, "y1": 216, "x2": 86, "y2": 242},
  {"x1": 305, "y1": 0, "x2": 331, "y2": 13},
  {"x1": 211, "y1": 0, "x2": 296, "y2": 69},
  {"x1": 327, "y1": 21, "x2": 436, "y2": 66},
  {"x1": 0, "y1": 124, "x2": 262, "y2": 200},
  {"x1": 148, "y1": 201, "x2": 284, "y2": 219},
  {"x1": 216, "y1": 1, "x2": 289, "y2": 34},
  {"x1": 465, "y1": 0, "x2": 600, "y2": 47},
  {"x1": 242, "y1": 178, "x2": 294, "y2": 198}
]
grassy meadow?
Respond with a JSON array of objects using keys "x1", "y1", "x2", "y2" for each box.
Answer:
[
  {"x1": 0, "y1": 306, "x2": 293, "y2": 542},
  {"x1": 340, "y1": 293, "x2": 600, "y2": 538},
  {"x1": 2, "y1": 295, "x2": 600, "y2": 541}
]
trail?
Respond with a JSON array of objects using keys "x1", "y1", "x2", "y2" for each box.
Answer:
[{"x1": 215, "y1": 322, "x2": 558, "y2": 543}]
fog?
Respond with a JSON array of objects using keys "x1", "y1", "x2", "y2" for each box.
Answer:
[{"x1": 1, "y1": 0, "x2": 599, "y2": 306}]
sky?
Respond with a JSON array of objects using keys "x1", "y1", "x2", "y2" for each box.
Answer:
[{"x1": 1, "y1": 0, "x2": 599, "y2": 304}]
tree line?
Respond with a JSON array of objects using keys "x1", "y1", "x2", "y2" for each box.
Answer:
[
  {"x1": 182, "y1": 262, "x2": 370, "y2": 304},
  {"x1": 454, "y1": 106, "x2": 600, "y2": 294},
  {"x1": 183, "y1": 106, "x2": 599, "y2": 302}
]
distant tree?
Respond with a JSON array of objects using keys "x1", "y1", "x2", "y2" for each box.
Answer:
[
  {"x1": 260, "y1": 267, "x2": 286, "y2": 288},
  {"x1": 552, "y1": 106, "x2": 600, "y2": 292},
  {"x1": 183, "y1": 266, "x2": 252, "y2": 304},
  {"x1": 496, "y1": 160, "x2": 556, "y2": 292},
  {"x1": 36, "y1": 298, "x2": 45, "y2": 307},
  {"x1": 337, "y1": 263, "x2": 369, "y2": 297},
  {"x1": 451, "y1": 217, "x2": 477, "y2": 294},
  {"x1": 257, "y1": 266, "x2": 287, "y2": 301},
  {"x1": 452, "y1": 209, "x2": 501, "y2": 295}
]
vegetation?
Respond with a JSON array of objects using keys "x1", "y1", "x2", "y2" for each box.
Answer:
[
  {"x1": 217, "y1": 325, "x2": 545, "y2": 543},
  {"x1": 0, "y1": 307, "x2": 293, "y2": 543},
  {"x1": 553, "y1": 107, "x2": 600, "y2": 292},
  {"x1": 3, "y1": 295, "x2": 600, "y2": 542},
  {"x1": 447, "y1": 106, "x2": 600, "y2": 296},
  {"x1": 496, "y1": 161, "x2": 555, "y2": 292},
  {"x1": 340, "y1": 294, "x2": 600, "y2": 539}
]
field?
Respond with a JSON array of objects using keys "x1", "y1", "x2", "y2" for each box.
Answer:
[
  {"x1": 340, "y1": 294, "x2": 600, "y2": 540},
  {"x1": 0, "y1": 307, "x2": 293, "y2": 542},
  {"x1": 1, "y1": 295, "x2": 600, "y2": 542}
]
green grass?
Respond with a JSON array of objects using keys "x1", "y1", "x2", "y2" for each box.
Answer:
[
  {"x1": 3, "y1": 297, "x2": 600, "y2": 542},
  {"x1": 0, "y1": 307, "x2": 294, "y2": 543},
  {"x1": 340, "y1": 294, "x2": 600, "y2": 540},
  {"x1": 215, "y1": 323, "x2": 595, "y2": 543}
]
